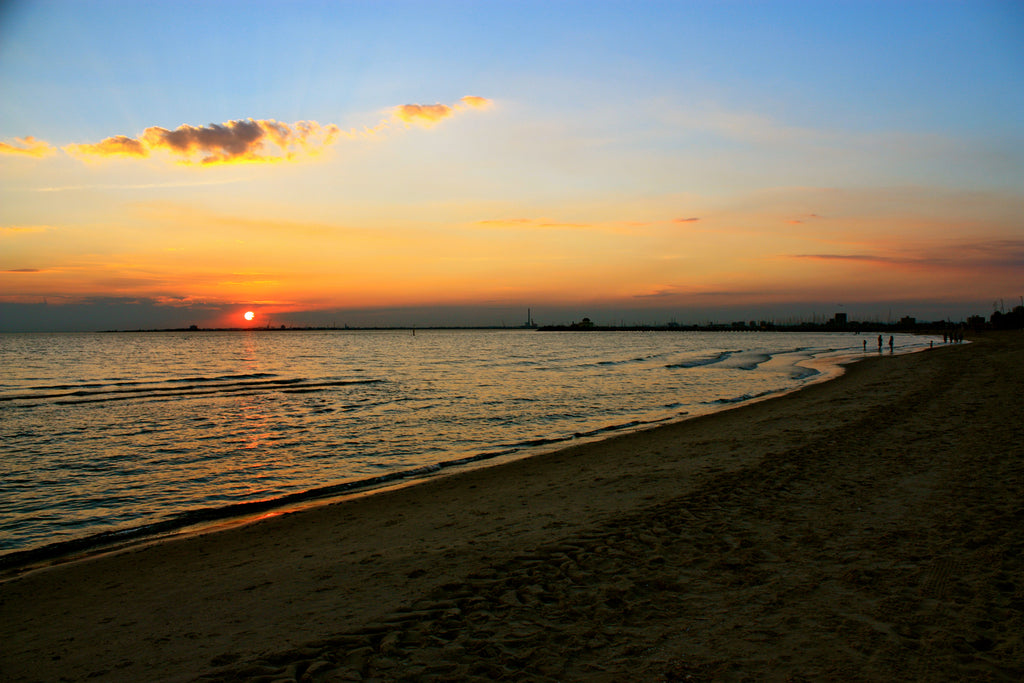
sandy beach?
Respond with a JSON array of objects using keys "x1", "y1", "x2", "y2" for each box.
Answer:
[{"x1": 2, "y1": 332, "x2": 1022, "y2": 682}]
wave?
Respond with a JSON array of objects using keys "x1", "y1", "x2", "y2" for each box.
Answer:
[
  {"x1": 584, "y1": 350, "x2": 676, "y2": 368},
  {"x1": 591, "y1": 357, "x2": 648, "y2": 367},
  {"x1": 7, "y1": 372, "x2": 279, "y2": 394},
  {"x1": 573, "y1": 415, "x2": 674, "y2": 438},
  {"x1": 665, "y1": 350, "x2": 741, "y2": 369},
  {"x1": 704, "y1": 388, "x2": 784, "y2": 405},
  {"x1": 789, "y1": 366, "x2": 820, "y2": 380},
  {"x1": 668, "y1": 348, "x2": 821, "y2": 373},
  {"x1": 0, "y1": 377, "x2": 383, "y2": 406}
]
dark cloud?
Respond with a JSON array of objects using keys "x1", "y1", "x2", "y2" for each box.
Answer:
[{"x1": 65, "y1": 119, "x2": 341, "y2": 165}]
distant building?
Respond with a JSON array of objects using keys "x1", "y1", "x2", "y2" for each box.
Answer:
[{"x1": 833, "y1": 312, "x2": 848, "y2": 326}]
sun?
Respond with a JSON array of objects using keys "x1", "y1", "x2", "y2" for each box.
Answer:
[{"x1": 243, "y1": 311, "x2": 255, "y2": 321}]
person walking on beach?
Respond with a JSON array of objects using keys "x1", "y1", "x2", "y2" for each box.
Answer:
[
  {"x1": 889, "y1": 336, "x2": 894, "y2": 353},
  {"x1": 878, "y1": 335, "x2": 883, "y2": 352},
  {"x1": 863, "y1": 340, "x2": 867, "y2": 352}
]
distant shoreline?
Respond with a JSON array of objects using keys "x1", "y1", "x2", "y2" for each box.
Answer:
[{"x1": 98, "y1": 322, "x2": 955, "y2": 334}]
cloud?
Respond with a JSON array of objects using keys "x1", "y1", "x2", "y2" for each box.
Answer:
[
  {"x1": 392, "y1": 103, "x2": 455, "y2": 127},
  {"x1": 27, "y1": 178, "x2": 245, "y2": 192},
  {"x1": 392, "y1": 95, "x2": 492, "y2": 127},
  {"x1": 459, "y1": 96, "x2": 492, "y2": 110},
  {"x1": 476, "y1": 218, "x2": 535, "y2": 226},
  {"x1": 65, "y1": 119, "x2": 342, "y2": 165},
  {"x1": 0, "y1": 225, "x2": 51, "y2": 235},
  {"x1": 673, "y1": 217, "x2": 701, "y2": 223},
  {"x1": 633, "y1": 286, "x2": 765, "y2": 299},
  {"x1": 3, "y1": 268, "x2": 42, "y2": 273},
  {"x1": 66, "y1": 135, "x2": 147, "y2": 158},
  {"x1": 474, "y1": 217, "x2": 593, "y2": 230},
  {"x1": 633, "y1": 288, "x2": 681, "y2": 299},
  {"x1": 52, "y1": 96, "x2": 492, "y2": 164},
  {"x1": 793, "y1": 253, "x2": 903, "y2": 264},
  {"x1": 0, "y1": 136, "x2": 55, "y2": 157},
  {"x1": 791, "y1": 239, "x2": 1024, "y2": 271},
  {"x1": 786, "y1": 213, "x2": 823, "y2": 225}
]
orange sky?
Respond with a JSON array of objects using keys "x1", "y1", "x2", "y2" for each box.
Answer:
[{"x1": 1, "y1": 2, "x2": 1021, "y2": 330}]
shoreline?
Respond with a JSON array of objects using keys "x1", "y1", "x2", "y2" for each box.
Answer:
[
  {"x1": 0, "y1": 339, "x2": 928, "y2": 575},
  {"x1": 1, "y1": 333, "x2": 1020, "y2": 681}
]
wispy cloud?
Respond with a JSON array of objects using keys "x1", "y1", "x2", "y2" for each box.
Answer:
[
  {"x1": 792, "y1": 253, "x2": 910, "y2": 265},
  {"x1": 633, "y1": 288, "x2": 680, "y2": 299},
  {"x1": 474, "y1": 217, "x2": 593, "y2": 230},
  {"x1": 673, "y1": 217, "x2": 701, "y2": 223},
  {"x1": 476, "y1": 218, "x2": 535, "y2": 226},
  {"x1": 0, "y1": 136, "x2": 55, "y2": 157},
  {"x1": 27, "y1": 178, "x2": 246, "y2": 192},
  {"x1": 791, "y1": 239, "x2": 1024, "y2": 271},
  {"x1": 786, "y1": 213, "x2": 822, "y2": 225},
  {"x1": 633, "y1": 286, "x2": 765, "y2": 300},
  {"x1": 0, "y1": 225, "x2": 51, "y2": 234},
  {"x1": 475, "y1": 215, "x2": 665, "y2": 235}
]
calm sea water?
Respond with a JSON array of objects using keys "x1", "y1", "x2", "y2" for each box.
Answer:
[{"x1": 0, "y1": 329, "x2": 935, "y2": 564}]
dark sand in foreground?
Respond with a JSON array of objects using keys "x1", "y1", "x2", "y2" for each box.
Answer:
[{"x1": 2, "y1": 333, "x2": 1022, "y2": 682}]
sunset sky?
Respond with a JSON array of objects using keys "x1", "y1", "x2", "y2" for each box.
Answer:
[{"x1": 1, "y1": 1, "x2": 1022, "y2": 331}]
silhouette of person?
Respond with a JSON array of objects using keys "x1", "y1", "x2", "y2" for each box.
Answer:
[
  {"x1": 877, "y1": 335, "x2": 883, "y2": 352},
  {"x1": 889, "y1": 336, "x2": 894, "y2": 353},
  {"x1": 863, "y1": 339, "x2": 867, "y2": 352}
]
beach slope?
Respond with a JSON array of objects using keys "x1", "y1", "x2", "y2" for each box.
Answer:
[{"x1": 2, "y1": 333, "x2": 1022, "y2": 681}]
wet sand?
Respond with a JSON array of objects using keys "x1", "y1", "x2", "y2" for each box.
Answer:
[{"x1": 1, "y1": 332, "x2": 1022, "y2": 682}]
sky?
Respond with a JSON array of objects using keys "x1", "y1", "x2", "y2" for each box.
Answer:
[{"x1": 1, "y1": 0, "x2": 1022, "y2": 331}]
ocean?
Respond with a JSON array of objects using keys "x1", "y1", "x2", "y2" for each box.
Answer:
[{"x1": 0, "y1": 329, "x2": 937, "y2": 566}]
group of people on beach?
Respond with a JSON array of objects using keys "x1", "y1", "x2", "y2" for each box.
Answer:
[
  {"x1": 864, "y1": 335, "x2": 894, "y2": 353},
  {"x1": 861, "y1": 330, "x2": 965, "y2": 355}
]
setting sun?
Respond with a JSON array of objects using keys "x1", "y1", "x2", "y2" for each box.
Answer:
[{"x1": 243, "y1": 311, "x2": 255, "y2": 321}]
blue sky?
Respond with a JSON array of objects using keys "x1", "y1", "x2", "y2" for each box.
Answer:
[
  {"x1": 1, "y1": 1, "x2": 1022, "y2": 330},
  {"x1": 5, "y1": 1, "x2": 1020, "y2": 135}
]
